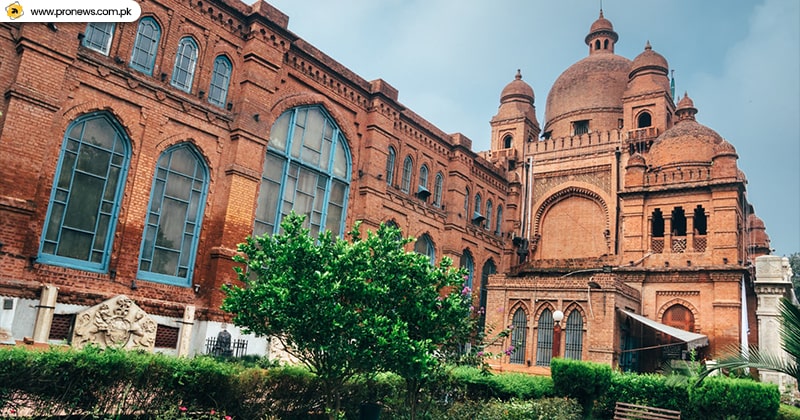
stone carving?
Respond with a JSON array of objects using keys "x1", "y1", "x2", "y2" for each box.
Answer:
[{"x1": 72, "y1": 295, "x2": 156, "y2": 351}]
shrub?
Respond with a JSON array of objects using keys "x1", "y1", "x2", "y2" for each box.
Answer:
[
  {"x1": 448, "y1": 365, "x2": 554, "y2": 401},
  {"x1": 595, "y1": 371, "x2": 687, "y2": 417},
  {"x1": 551, "y1": 358, "x2": 611, "y2": 417},
  {"x1": 431, "y1": 398, "x2": 582, "y2": 420},
  {"x1": 688, "y1": 376, "x2": 780, "y2": 419},
  {"x1": 779, "y1": 403, "x2": 800, "y2": 420}
]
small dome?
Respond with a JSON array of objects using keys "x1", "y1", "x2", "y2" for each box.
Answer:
[
  {"x1": 713, "y1": 140, "x2": 738, "y2": 158},
  {"x1": 629, "y1": 41, "x2": 668, "y2": 79},
  {"x1": 747, "y1": 214, "x2": 771, "y2": 252},
  {"x1": 585, "y1": 10, "x2": 618, "y2": 45},
  {"x1": 649, "y1": 94, "x2": 725, "y2": 166},
  {"x1": 626, "y1": 152, "x2": 647, "y2": 168},
  {"x1": 500, "y1": 69, "x2": 534, "y2": 104}
]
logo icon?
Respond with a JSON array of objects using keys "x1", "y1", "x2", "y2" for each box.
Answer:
[{"x1": 6, "y1": 1, "x2": 22, "y2": 19}]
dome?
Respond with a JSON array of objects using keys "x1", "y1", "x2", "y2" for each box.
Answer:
[
  {"x1": 713, "y1": 140, "x2": 738, "y2": 158},
  {"x1": 500, "y1": 69, "x2": 534, "y2": 104},
  {"x1": 544, "y1": 53, "x2": 631, "y2": 132},
  {"x1": 585, "y1": 10, "x2": 618, "y2": 45},
  {"x1": 626, "y1": 152, "x2": 647, "y2": 168},
  {"x1": 649, "y1": 94, "x2": 725, "y2": 166},
  {"x1": 629, "y1": 41, "x2": 668, "y2": 79}
]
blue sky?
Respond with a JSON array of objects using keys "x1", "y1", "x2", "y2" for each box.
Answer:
[{"x1": 265, "y1": 0, "x2": 800, "y2": 256}]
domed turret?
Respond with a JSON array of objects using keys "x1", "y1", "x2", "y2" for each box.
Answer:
[
  {"x1": 629, "y1": 41, "x2": 669, "y2": 79},
  {"x1": 501, "y1": 69, "x2": 534, "y2": 104},
  {"x1": 648, "y1": 93, "x2": 725, "y2": 167},
  {"x1": 544, "y1": 11, "x2": 630, "y2": 138}
]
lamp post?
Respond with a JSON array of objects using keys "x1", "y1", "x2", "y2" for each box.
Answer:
[{"x1": 552, "y1": 310, "x2": 564, "y2": 360}]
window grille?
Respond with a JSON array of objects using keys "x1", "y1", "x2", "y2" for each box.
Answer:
[
  {"x1": 510, "y1": 308, "x2": 527, "y2": 364},
  {"x1": 536, "y1": 309, "x2": 554, "y2": 366},
  {"x1": 564, "y1": 311, "x2": 583, "y2": 360}
]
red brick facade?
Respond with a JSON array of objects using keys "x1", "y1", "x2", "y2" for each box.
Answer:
[{"x1": 0, "y1": 4, "x2": 768, "y2": 368}]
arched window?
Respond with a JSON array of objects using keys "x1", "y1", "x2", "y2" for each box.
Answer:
[
  {"x1": 138, "y1": 144, "x2": 208, "y2": 286},
  {"x1": 433, "y1": 172, "x2": 443, "y2": 207},
  {"x1": 503, "y1": 135, "x2": 513, "y2": 149},
  {"x1": 464, "y1": 187, "x2": 470, "y2": 216},
  {"x1": 414, "y1": 234, "x2": 435, "y2": 264},
  {"x1": 418, "y1": 164, "x2": 429, "y2": 198},
  {"x1": 82, "y1": 23, "x2": 115, "y2": 54},
  {"x1": 477, "y1": 259, "x2": 496, "y2": 332},
  {"x1": 254, "y1": 106, "x2": 351, "y2": 238},
  {"x1": 535, "y1": 309, "x2": 555, "y2": 366},
  {"x1": 510, "y1": 308, "x2": 527, "y2": 364},
  {"x1": 637, "y1": 111, "x2": 652, "y2": 128},
  {"x1": 651, "y1": 208, "x2": 665, "y2": 254},
  {"x1": 401, "y1": 156, "x2": 413, "y2": 193},
  {"x1": 208, "y1": 55, "x2": 232, "y2": 108},
  {"x1": 474, "y1": 194, "x2": 482, "y2": 216},
  {"x1": 460, "y1": 250, "x2": 474, "y2": 289},
  {"x1": 662, "y1": 304, "x2": 695, "y2": 333},
  {"x1": 564, "y1": 310, "x2": 584, "y2": 360},
  {"x1": 385, "y1": 147, "x2": 396, "y2": 186},
  {"x1": 694, "y1": 205, "x2": 707, "y2": 235},
  {"x1": 496, "y1": 205, "x2": 503, "y2": 234},
  {"x1": 129, "y1": 17, "x2": 160, "y2": 74},
  {"x1": 38, "y1": 113, "x2": 131, "y2": 271},
  {"x1": 485, "y1": 200, "x2": 493, "y2": 231},
  {"x1": 594, "y1": 39, "x2": 601, "y2": 51},
  {"x1": 671, "y1": 207, "x2": 687, "y2": 253},
  {"x1": 171, "y1": 37, "x2": 198, "y2": 93}
]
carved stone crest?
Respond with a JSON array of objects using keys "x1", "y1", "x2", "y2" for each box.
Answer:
[{"x1": 72, "y1": 295, "x2": 156, "y2": 351}]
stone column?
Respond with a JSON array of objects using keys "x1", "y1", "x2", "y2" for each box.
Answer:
[
  {"x1": 754, "y1": 255, "x2": 796, "y2": 392},
  {"x1": 176, "y1": 305, "x2": 195, "y2": 357},
  {"x1": 32, "y1": 284, "x2": 58, "y2": 343}
]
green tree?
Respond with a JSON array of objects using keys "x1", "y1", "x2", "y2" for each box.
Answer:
[
  {"x1": 221, "y1": 213, "x2": 473, "y2": 419},
  {"x1": 789, "y1": 252, "x2": 800, "y2": 298},
  {"x1": 698, "y1": 297, "x2": 800, "y2": 383}
]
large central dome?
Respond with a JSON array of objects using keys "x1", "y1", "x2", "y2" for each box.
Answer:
[{"x1": 543, "y1": 11, "x2": 631, "y2": 137}]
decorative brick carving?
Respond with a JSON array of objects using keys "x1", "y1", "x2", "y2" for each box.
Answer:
[{"x1": 72, "y1": 295, "x2": 157, "y2": 351}]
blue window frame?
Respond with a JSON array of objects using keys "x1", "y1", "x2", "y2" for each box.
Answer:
[
  {"x1": 129, "y1": 17, "x2": 161, "y2": 75},
  {"x1": 138, "y1": 144, "x2": 208, "y2": 286},
  {"x1": 418, "y1": 164, "x2": 429, "y2": 190},
  {"x1": 565, "y1": 310, "x2": 584, "y2": 360},
  {"x1": 485, "y1": 200, "x2": 493, "y2": 230},
  {"x1": 536, "y1": 309, "x2": 555, "y2": 366},
  {"x1": 208, "y1": 55, "x2": 232, "y2": 108},
  {"x1": 464, "y1": 187, "x2": 470, "y2": 215},
  {"x1": 460, "y1": 249, "x2": 474, "y2": 289},
  {"x1": 38, "y1": 113, "x2": 130, "y2": 272},
  {"x1": 474, "y1": 194, "x2": 482, "y2": 216},
  {"x1": 385, "y1": 147, "x2": 396, "y2": 186},
  {"x1": 82, "y1": 23, "x2": 115, "y2": 55},
  {"x1": 414, "y1": 234, "x2": 435, "y2": 264},
  {"x1": 510, "y1": 308, "x2": 528, "y2": 364},
  {"x1": 433, "y1": 172, "x2": 443, "y2": 207},
  {"x1": 254, "y1": 106, "x2": 351, "y2": 238},
  {"x1": 401, "y1": 156, "x2": 413, "y2": 193},
  {"x1": 171, "y1": 37, "x2": 198, "y2": 93}
]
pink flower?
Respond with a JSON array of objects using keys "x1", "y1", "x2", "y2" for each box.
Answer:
[
  {"x1": 210, "y1": 410, "x2": 216, "y2": 415},
  {"x1": 179, "y1": 406, "x2": 187, "y2": 412},
  {"x1": 461, "y1": 286, "x2": 471, "y2": 296},
  {"x1": 477, "y1": 351, "x2": 485, "y2": 357},
  {"x1": 225, "y1": 416, "x2": 232, "y2": 420}
]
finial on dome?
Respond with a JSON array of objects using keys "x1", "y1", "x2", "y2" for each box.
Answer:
[
  {"x1": 515, "y1": 69, "x2": 522, "y2": 80},
  {"x1": 645, "y1": 40, "x2": 651, "y2": 51}
]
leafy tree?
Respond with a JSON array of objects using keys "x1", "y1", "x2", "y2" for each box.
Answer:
[
  {"x1": 221, "y1": 213, "x2": 473, "y2": 419},
  {"x1": 698, "y1": 297, "x2": 799, "y2": 383},
  {"x1": 789, "y1": 252, "x2": 800, "y2": 298}
]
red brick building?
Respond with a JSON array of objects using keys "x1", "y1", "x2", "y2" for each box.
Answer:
[{"x1": 0, "y1": 3, "x2": 772, "y2": 371}]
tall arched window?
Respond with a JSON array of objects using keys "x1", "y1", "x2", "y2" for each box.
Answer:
[
  {"x1": 477, "y1": 259, "x2": 496, "y2": 332},
  {"x1": 138, "y1": 144, "x2": 208, "y2": 286},
  {"x1": 496, "y1": 205, "x2": 503, "y2": 234},
  {"x1": 82, "y1": 23, "x2": 115, "y2": 54},
  {"x1": 536, "y1": 309, "x2": 555, "y2": 366},
  {"x1": 171, "y1": 37, "x2": 198, "y2": 93},
  {"x1": 459, "y1": 250, "x2": 474, "y2": 289},
  {"x1": 38, "y1": 113, "x2": 131, "y2": 272},
  {"x1": 129, "y1": 17, "x2": 160, "y2": 74},
  {"x1": 254, "y1": 106, "x2": 351, "y2": 238},
  {"x1": 510, "y1": 308, "x2": 528, "y2": 364},
  {"x1": 503, "y1": 135, "x2": 513, "y2": 149},
  {"x1": 651, "y1": 208, "x2": 665, "y2": 254},
  {"x1": 418, "y1": 164, "x2": 429, "y2": 190},
  {"x1": 385, "y1": 147, "x2": 396, "y2": 186},
  {"x1": 464, "y1": 187, "x2": 470, "y2": 216},
  {"x1": 637, "y1": 111, "x2": 652, "y2": 128},
  {"x1": 414, "y1": 234, "x2": 435, "y2": 264},
  {"x1": 401, "y1": 156, "x2": 413, "y2": 193},
  {"x1": 208, "y1": 55, "x2": 232, "y2": 108},
  {"x1": 485, "y1": 200, "x2": 493, "y2": 231},
  {"x1": 693, "y1": 205, "x2": 707, "y2": 252},
  {"x1": 433, "y1": 172, "x2": 443, "y2": 207},
  {"x1": 564, "y1": 310, "x2": 584, "y2": 360},
  {"x1": 474, "y1": 194, "x2": 482, "y2": 216},
  {"x1": 671, "y1": 206, "x2": 687, "y2": 253}
]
